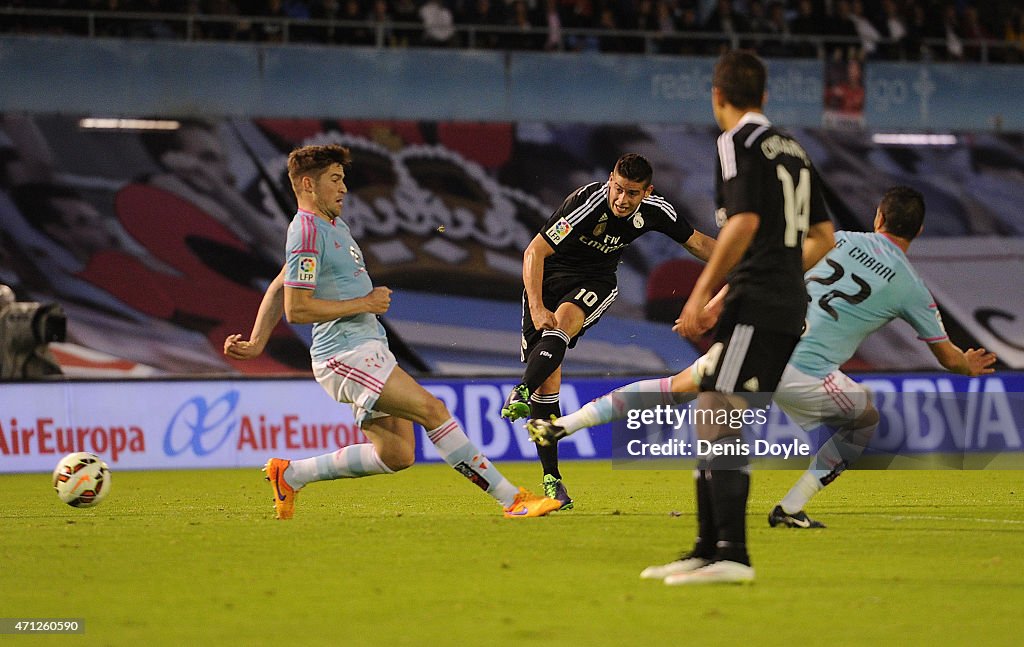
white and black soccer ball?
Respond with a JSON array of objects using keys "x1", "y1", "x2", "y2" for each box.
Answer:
[{"x1": 52, "y1": 452, "x2": 111, "y2": 508}]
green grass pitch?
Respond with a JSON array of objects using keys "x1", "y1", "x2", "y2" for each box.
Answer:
[{"x1": 3, "y1": 462, "x2": 1022, "y2": 646}]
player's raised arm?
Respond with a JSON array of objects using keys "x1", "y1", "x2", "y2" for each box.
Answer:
[
  {"x1": 224, "y1": 266, "x2": 285, "y2": 360},
  {"x1": 522, "y1": 234, "x2": 558, "y2": 331}
]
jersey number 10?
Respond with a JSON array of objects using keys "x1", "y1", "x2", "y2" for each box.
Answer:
[{"x1": 776, "y1": 165, "x2": 811, "y2": 248}]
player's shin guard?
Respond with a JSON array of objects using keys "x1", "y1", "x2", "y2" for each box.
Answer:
[
  {"x1": 530, "y1": 393, "x2": 561, "y2": 479},
  {"x1": 812, "y1": 420, "x2": 876, "y2": 485},
  {"x1": 782, "y1": 418, "x2": 877, "y2": 513},
  {"x1": 692, "y1": 465, "x2": 718, "y2": 560},
  {"x1": 427, "y1": 417, "x2": 520, "y2": 506},
  {"x1": 613, "y1": 376, "x2": 696, "y2": 410},
  {"x1": 708, "y1": 437, "x2": 751, "y2": 566},
  {"x1": 521, "y1": 329, "x2": 570, "y2": 391},
  {"x1": 286, "y1": 444, "x2": 393, "y2": 488},
  {"x1": 557, "y1": 377, "x2": 695, "y2": 436}
]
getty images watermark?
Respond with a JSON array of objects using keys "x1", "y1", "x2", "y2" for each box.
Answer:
[
  {"x1": 608, "y1": 381, "x2": 1024, "y2": 470},
  {"x1": 619, "y1": 405, "x2": 811, "y2": 463}
]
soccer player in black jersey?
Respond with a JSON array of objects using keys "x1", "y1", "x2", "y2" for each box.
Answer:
[
  {"x1": 657, "y1": 50, "x2": 836, "y2": 584},
  {"x1": 501, "y1": 152, "x2": 717, "y2": 508}
]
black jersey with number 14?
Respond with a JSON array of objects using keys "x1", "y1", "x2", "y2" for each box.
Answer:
[
  {"x1": 539, "y1": 181, "x2": 695, "y2": 276},
  {"x1": 715, "y1": 112, "x2": 829, "y2": 334}
]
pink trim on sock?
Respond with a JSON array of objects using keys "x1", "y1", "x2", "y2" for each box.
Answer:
[
  {"x1": 428, "y1": 418, "x2": 459, "y2": 444},
  {"x1": 659, "y1": 376, "x2": 674, "y2": 405}
]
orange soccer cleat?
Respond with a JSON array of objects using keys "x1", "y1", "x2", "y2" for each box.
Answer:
[
  {"x1": 263, "y1": 458, "x2": 298, "y2": 520},
  {"x1": 502, "y1": 487, "x2": 562, "y2": 518}
]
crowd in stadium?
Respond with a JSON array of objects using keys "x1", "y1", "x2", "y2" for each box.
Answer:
[{"x1": 2, "y1": 0, "x2": 1022, "y2": 61}]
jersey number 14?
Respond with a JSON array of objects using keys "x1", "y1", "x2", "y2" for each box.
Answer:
[{"x1": 776, "y1": 165, "x2": 811, "y2": 248}]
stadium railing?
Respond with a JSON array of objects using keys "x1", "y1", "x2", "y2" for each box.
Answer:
[{"x1": 1, "y1": 6, "x2": 1021, "y2": 63}]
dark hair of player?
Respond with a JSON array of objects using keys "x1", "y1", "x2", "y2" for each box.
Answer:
[
  {"x1": 614, "y1": 153, "x2": 653, "y2": 186},
  {"x1": 287, "y1": 145, "x2": 352, "y2": 188},
  {"x1": 713, "y1": 50, "x2": 767, "y2": 111},
  {"x1": 878, "y1": 185, "x2": 926, "y2": 240}
]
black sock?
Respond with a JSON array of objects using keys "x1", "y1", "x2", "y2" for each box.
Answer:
[
  {"x1": 521, "y1": 330, "x2": 569, "y2": 392},
  {"x1": 530, "y1": 395, "x2": 561, "y2": 479},
  {"x1": 692, "y1": 466, "x2": 717, "y2": 559},
  {"x1": 708, "y1": 438, "x2": 751, "y2": 565}
]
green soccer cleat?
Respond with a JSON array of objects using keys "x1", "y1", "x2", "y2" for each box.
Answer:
[
  {"x1": 501, "y1": 384, "x2": 532, "y2": 421},
  {"x1": 526, "y1": 416, "x2": 570, "y2": 447},
  {"x1": 542, "y1": 473, "x2": 574, "y2": 510}
]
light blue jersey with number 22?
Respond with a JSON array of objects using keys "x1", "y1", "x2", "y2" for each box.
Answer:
[{"x1": 790, "y1": 231, "x2": 948, "y2": 378}]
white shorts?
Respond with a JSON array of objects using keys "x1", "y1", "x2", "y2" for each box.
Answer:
[
  {"x1": 312, "y1": 340, "x2": 397, "y2": 426},
  {"x1": 772, "y1": 364, "x2": 872, "y2": 431}
]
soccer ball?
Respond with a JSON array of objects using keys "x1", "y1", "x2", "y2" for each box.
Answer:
[{"x1": 52, "y1": 452, "x2": 111, "y2": 508}]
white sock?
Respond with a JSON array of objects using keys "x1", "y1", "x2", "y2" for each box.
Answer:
[
  {"x1": 780, "y1": 471, "x2": 824, "y2": 514},
  {"x1": 557, "y1": 377, "x2": 693, "y2": 434},
  {"x1": 556, "y1": 400, "x2": 604, "y2": 435},
  {"x1": 285, "y1": 443, "x2": 393, "y2": 489},
  {"x1": 427, "y1": 417, "x2": 519, "y2": 507},
  {"x1": 780, "y1": 420, "x2": 876, "y2": 514}
]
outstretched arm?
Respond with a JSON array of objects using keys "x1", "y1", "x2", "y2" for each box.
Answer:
[
  {"x1": 224, "y1": 267, "x2": 286, "y2": 360},
  {"x1": 928, "y1": 340, "x2": 997, "y2": 377},
  {"x1": 681, "y1": 230, "x2": 717, "y2": 263}
]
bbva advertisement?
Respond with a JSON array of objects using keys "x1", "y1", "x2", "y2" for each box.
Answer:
[{"x1": 1, "y1": 373, "x2": 1021, "y2": 474}]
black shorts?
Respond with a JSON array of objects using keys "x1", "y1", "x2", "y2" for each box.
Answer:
[
  {"x1": 521, "y1": 272, "x2": 617, "y2": 361},
  {"x1": 698, "y1": 309, "x2": 799, "y2": 407}
]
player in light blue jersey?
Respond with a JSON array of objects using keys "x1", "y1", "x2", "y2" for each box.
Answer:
[
  {"x1": 528, "y1": 186, "x2": 996, "y2": 539},
  {"x1": 763, "y1": 186, "x2": 995, "y2": 528},
  {"x1": 225, "y1": 144, "x2": 560, "y2": 520}
]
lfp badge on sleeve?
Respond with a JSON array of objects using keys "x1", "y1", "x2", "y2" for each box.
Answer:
[{"x1": 297, "y1": 257, "x2": 317, "y2": 283}]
